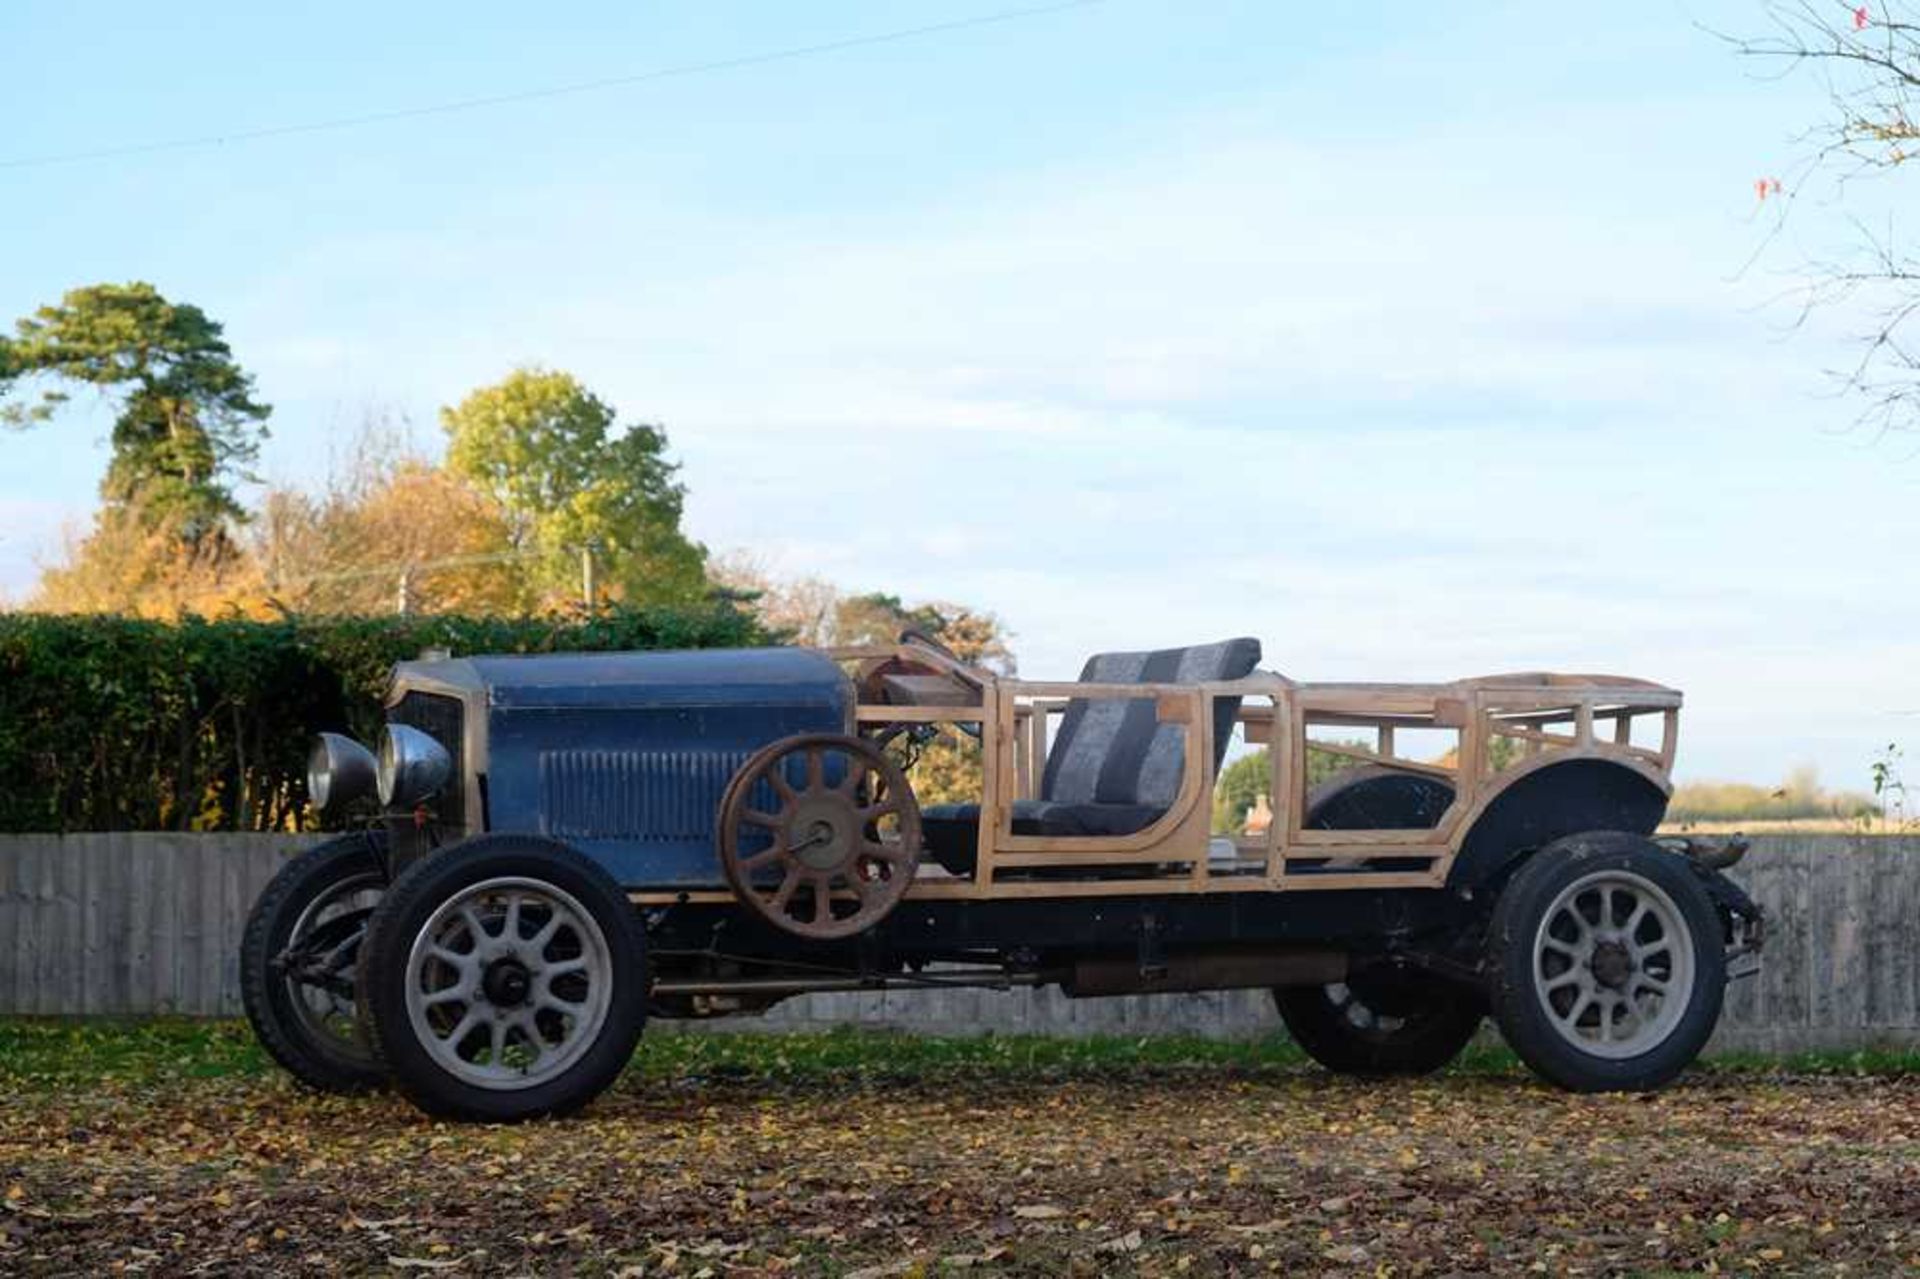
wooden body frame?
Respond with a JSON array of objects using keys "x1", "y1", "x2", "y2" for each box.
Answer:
[{"x1": 635, "y1": 643, "x2": 1680, "y2": 907}]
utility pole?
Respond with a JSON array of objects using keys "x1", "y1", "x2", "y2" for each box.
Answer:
[{"x1": 581, "y1": 539, "x2": 602, "y2": 613}]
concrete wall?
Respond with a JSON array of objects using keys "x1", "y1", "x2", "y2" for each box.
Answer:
[{"x1": 1, "y1": 833, "x2": 1914, "y2": 1051}]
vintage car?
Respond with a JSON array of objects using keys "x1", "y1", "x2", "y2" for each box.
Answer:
[{"x1": 241, "y1": 634, "x2": 1763, "y2": 1121}]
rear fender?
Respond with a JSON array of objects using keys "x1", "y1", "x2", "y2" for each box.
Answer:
[{"x1": 1447, "y1": 759, "x2": 1669, "y2": 896}]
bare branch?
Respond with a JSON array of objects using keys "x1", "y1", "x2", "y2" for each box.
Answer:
[{"x1": 1725, "y1": 2, "x2": 1920, "y2": 435}]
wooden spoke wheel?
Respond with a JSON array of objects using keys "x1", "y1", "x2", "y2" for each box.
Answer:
[{"x1": 717, "y1": 734, "x2": 921, "y2": 940}]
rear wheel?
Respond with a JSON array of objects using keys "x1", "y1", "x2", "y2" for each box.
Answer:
[
  {"x1": 1488, "y1": 832, "x2": 1725, "y2": 1093},
  {"x1": 1275, "y1": 970, "x2": 1485, "y2": 1076},
  {"x1": 240, "y1": 833, "x2": 388, "y2": 1093},
  {"x1": 358, "y1": 836, "x2": 647, "y2": 1121}
]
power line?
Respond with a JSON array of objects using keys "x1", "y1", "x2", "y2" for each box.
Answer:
[
  {"x1": 1, "y1": 0, "x2": 1111, "y2": 171},
  {"x1": 274, "y1": 548, "x2": 539, "y2": 589}
]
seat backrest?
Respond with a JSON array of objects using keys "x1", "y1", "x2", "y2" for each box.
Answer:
[{"x1": 1041, "y1": 638, "x2": 1262, "y2": 808}]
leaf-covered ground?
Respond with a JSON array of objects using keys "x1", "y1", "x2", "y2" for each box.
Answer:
[{"x1": 1, "y1": 1023, "x2": 1916, "y2": 1276}]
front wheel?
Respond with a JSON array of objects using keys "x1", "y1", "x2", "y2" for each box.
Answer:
[
  {"x1": 240, "y1": 832, "x2": 389, "y2": 1093},
  {"x1": 1275, "y1": 971, "x2": 1485, "y2": 1076},
  {"x1": 1488, "y1": 832, "x2": 1726, "y2": 1093},
  {"x1": 358, "y1": 836, "x2": 647, "y2": 1122}
]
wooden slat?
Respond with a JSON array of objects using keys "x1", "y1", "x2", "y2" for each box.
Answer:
[
  {"x1": 79, "y1": 834, "x2": 103, "y2": 1015},
  {"x1": 854, "y1": 706, "x2": 985, "y2": 723},
  {"x1": 152, "y1": 836, "x2": 181, "y2": 1015},
  {"x1": 220, "y1": 837, "x2": 246, "y2": 1014},
  {"x1": 1303, "y1": 740, "x2": 1458, "y2": 780},
  {"x1": 1287, "y1": 829, "x2": 1452, "y2": 849},
  {"x1": 993, "y1": 848, "x2": 1201, "y2": 868},
  {"x1": 34, "y1": 836, "x2": 60, "y2": 1015},
  {"x1": 1486, "y1": 723, "x2": 1581, "y2": 748},
  {"x1": 1023, "y1": 706, "x2": 1049, "y2": 801},
  {"x1": 0, "y1": 838, "x2": 21, "y2": 1013},
  {"x1": 127, "y1": 830, "x2": 156, "y2": 1017},
  {"x1": 1274, "y1": 870, "x2": 1444, "y2": 891}
]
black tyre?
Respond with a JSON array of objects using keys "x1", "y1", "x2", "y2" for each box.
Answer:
[
  {"x1": 357, "y1": 835, "x2": 647, "y2": 1122},
  {"x1": 240, "y1": 832, "x2": 389, "y2": 1093},
  {"x1": 1275, "y1": 970, "x2": 1485, "y2": 1076},
  {"x1": 1488, "y1": 831, "x2": 1726, "y2": 1093}
]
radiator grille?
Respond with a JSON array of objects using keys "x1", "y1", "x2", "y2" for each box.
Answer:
[
  {"x1": 539, "y1": 749, "x2": 751, "y2": 841},
  {"x1": 389, "y1": 692, "x2": 466, "y2": 830}
]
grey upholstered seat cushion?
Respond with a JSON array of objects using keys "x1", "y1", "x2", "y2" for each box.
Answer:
[
  {"x1": 920, "y1": 800, "x2": 1166, "y2": 869},
  {"x1": 922, "y1": 637, "x2": 1261, "y2": 875},
  {"x1": 1042, "y1": 637, "x2": 1262, "y2": 807}
]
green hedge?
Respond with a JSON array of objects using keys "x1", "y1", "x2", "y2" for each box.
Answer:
[{"x1": 0, "y1": 605, "x2": 767, "y2": 833}]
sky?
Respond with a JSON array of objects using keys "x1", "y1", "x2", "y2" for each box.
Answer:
[{"x1": 1, "y1": 0, "x2": 1915, "y2": 787}]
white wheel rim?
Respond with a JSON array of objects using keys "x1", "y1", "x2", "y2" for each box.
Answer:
[
  {"x1": 285, "y1": 870, "x2": 383, "y2": 1051},
  {"x1": 1531, "y1": 870, "x2": 1696, "y2": 1060},
  {"x1": 404, "y1": 876, "x2": 614, "y2": 1091}
]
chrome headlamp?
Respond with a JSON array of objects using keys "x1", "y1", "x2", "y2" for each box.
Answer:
[
  {"x1": 307, "y1": 733, "x2": 378, "y2": 813},
  {"x1": 376, "y1": 723, "x2": 453, "y2": 809}
]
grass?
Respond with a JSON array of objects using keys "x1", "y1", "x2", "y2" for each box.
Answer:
[
  {"x1": 0, "y1": 1017, "x2": 270, "y2": 1082},
  {"x1": 1, "y1": 1017, "x2": 1917, "y2": 1087}
]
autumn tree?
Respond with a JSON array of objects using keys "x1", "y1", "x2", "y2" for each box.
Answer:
[
  {"x1": 707, "y1": 556, "x2": 844, "y2": 646},
  {"x1": 4, "y1": 283, "x2": 271, "y2": 615},
  {"x1": 441, "y1": 369, "x2": 707, "y2": 608},
  {"x1": 1732, "y1": 2, "x2": 1920, "y2": 434},
  {"x1": 1, "y1": 283, "x2": 269, "y2": 540},
  {"x1": 31, "y1": 496, "x2": 257, "y2": 617},
  {"x1": 706, "y1": 570, "x2": 1018, "y2": 675},
  {"x1": 254, "y1": 434, "x2": 525, "y2": 616},
  {"x1": 828, "y1": 592, "x2": 1017, "y2": 674}
]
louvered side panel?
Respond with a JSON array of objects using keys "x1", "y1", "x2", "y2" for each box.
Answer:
[{"x1": 539, "y1": 750, "x2": 750, "y2": 841}]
